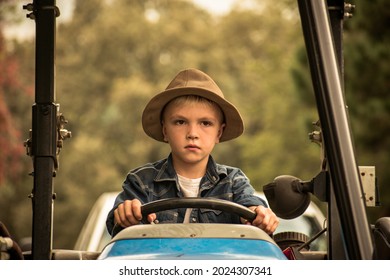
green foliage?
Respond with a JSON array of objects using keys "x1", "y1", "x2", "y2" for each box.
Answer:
[
  {"x1": 0, "y1": 0, "x2": 35, "y2": 242},
  {"x1": 344, "y1": 0, "x2": 390, "y2": 219}
]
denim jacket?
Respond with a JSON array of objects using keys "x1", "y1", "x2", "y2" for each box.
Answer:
[{"x1": 106, "y1": 154, "x2": 267, "y2": 236}]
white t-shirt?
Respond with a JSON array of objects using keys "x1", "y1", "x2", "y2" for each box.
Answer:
[{"x1": 177, "y1": 174, "x2": 201, "y2": 223}]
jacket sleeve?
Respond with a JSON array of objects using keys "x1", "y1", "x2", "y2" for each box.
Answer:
[
  {"x1": 231, "y1": 168, "x2": 268, "y2": 208},
  {"x1": 105, "y1": 172, "x2": 150, "y2": 236}
]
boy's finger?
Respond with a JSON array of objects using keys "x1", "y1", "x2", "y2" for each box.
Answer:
[
  {"x1": 148, "y1": 213, "x2": 157, "y2": 223},
  {"x1": 115, "y1": 203, "x2": 131, "y2": 227},
  {"x1": 122, "y1": 200, "x2": 139, "y2": 225},
  {"x1": 130, "y1": 199, "x2": 143, "y2": 221}
]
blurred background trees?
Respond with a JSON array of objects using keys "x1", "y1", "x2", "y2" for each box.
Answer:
[{"x1": 0, "y1": 0, "x2": 388, "y2": 249}]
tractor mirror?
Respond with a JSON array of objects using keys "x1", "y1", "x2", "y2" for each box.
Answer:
[{"x1": 263, "y1": 175, "x2": 311, "y2": 219}]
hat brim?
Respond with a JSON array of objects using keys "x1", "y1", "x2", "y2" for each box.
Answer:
[{"x1": 142, "y1": 87, "x2": 244, "y2": 142}]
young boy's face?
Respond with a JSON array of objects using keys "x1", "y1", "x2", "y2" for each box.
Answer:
[{"x1": 162, "y1": 97, "x2": 225, "y2": 175}]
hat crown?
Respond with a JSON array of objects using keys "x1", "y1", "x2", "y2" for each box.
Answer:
[
  {"x1": 166, "y1": 68, "x2": 224, "y2": 98},
  {"x1": 142, "y1": 68, "x2": 244, "y2": 142}
]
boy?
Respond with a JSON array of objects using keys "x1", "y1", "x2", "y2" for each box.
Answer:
[{"x1": 106, "y1": 68, "x2": 279, "y2": 236}]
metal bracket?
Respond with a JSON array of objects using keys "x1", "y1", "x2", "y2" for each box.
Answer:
[
  {"x1": 309, "y1": 120, "x2": 328, "y2": 171},
  {"x1": 24, "y1": 104, "x2": 71, "y2": 172},
  {"x1": 328, "y1": 1, "x2": 356, "y2": 20},
  {"x1": 55, "y1": 109, "x2": 72, "y2": 169},
  {"x1": 359, "y1": 166, "x2": 379, "y2": 207},
  {"x1": 23, "y1": 2, "x2": 60, "y2": 20},
  {"x1": 344, "y1": 2, "x2": 356, "y2": 19}
]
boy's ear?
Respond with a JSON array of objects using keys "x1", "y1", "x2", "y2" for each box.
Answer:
[
  {"x1": 162, "y1": 122, "x2": 168, "y2": 142},
  {"x1": 216, "y1": 123, "x2": 226, "y2": 143}
]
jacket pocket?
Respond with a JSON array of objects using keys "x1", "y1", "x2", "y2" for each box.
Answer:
[
  {"x1": 156, "y1": 210, "x2": 179, "y2": 223},
  {"x1": 199, "y1": 208, "x2": 223, "y2": 216},
  {"x1": 199, "y1": 207, "x2": 240, "y2": 224}
]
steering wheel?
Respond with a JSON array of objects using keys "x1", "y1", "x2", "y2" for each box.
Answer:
[
  {"x1": 140, "y1": 197, "x2": 257, "y2": 223},
  {"x1": 111, "y1": 198, "x2": 257, "y2": 236}
]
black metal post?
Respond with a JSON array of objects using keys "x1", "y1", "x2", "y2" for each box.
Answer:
[
  {"x1": 297, "y1": 0, "x2": 374, "y2": 259},
  {"x1": 29, "y1": 0, "x2": 58, "y2": 260},
  {"x1": 327, "y1": 0, "x2": 347, "y2": 260}
]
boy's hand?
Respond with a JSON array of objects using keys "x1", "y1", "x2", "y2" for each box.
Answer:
[
  {"x1": 243, "y1": 206, "x2": 279, "y2": 235},
  {"x1": 114, "y1": 199, "x2": 156, "y2": 228}
]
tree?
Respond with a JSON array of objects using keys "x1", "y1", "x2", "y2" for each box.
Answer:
[
  {"x1": 0, "y1": 0, "x2": 35, "y2": 242},
  {"x1": 214, "y1": 1, "x2": 321, "y2": 188},
  {"x1": 344, "y1": 0, "x2": 390, "y2": 218}
]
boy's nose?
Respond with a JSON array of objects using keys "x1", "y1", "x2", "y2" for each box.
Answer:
[
  {"x1": 187, "y1": 134, "x2": 198, "y2": 140},
  {"x1": 186, "y1": 124, "x2": 199, "y2": 139}
]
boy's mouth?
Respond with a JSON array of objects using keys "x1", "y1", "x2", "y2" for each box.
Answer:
[{"x1": 185, "y1": 144, "x2": 200, "y2": 150}]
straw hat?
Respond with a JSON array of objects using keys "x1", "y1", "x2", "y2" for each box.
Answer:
[{"x1": 142, "y1": 68, "x2": 244, "y2": 142}]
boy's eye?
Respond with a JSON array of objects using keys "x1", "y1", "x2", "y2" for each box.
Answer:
[
  {"x1": 201, "y1": 121, "x2": 213, "y2": 126},
  {"x1": 174, "y1": 120, "x2": 185, "y2": 125}
]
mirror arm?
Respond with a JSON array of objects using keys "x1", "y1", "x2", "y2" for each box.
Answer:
[{"x1": 294, "y1": 171, "x2": 329, "y2": 203}]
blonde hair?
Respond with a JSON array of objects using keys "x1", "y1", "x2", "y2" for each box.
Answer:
[{"x1": 161, "y1": 95, "x2": 225, "y2": 123}]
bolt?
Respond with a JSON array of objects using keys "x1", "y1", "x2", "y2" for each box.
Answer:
[
  {"x1": 344, "y1": 3, "x2": 356, "y2": 13},
  {"x1": 26, "y1": 12, "x2": 36, "y2": 20},
  {"x1": 23, "y1": 3, "x2": 34, "y2": 11},
  {"x1": 344, "y1": 12, "x2": 353, "y2": 19}
]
